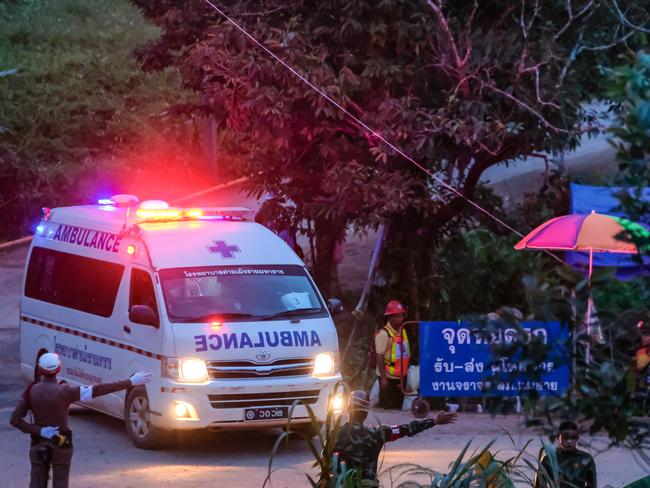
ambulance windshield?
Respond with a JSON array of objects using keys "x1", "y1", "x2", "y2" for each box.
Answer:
[{"x1": 159, "y1": 265, "x2": 326, "y2": 323}]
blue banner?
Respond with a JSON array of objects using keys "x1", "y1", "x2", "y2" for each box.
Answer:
[{"x1": 419, "y1": 321, "x2": 570, "y2": 397}]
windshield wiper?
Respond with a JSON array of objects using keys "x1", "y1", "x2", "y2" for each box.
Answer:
[
  {"x1": 258, "y1": 308, "x2": 322, "y2": 321},
  {"x1": 172, "y1": 312, "x2": 256, "y2": 323}
]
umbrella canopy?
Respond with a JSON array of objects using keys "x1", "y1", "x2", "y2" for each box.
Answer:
[{"x1": 514, "y1": 212, "x2": 650, "y2": 254}]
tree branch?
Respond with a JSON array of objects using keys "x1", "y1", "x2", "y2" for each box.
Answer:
[
  {"x1": 554, "y1": 0, "x2": 596, "y2": 40},
  {"x1": 610, "y1": 0, "x2": 650, "y2": 34},
  {"x1": 426, "y1": 0, "x2": 463, "y2": 68},
  {"x1": 486, "y1": 84, "x2": 568, "y2": 133}
]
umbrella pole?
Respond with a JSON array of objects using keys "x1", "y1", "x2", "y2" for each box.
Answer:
[{"x1": 586, "y1": 248, "x2": 593, "y2": 363}]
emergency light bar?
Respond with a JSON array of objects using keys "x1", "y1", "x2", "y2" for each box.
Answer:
[
  {"x1": 134, "y1": 202, "x2": 251, "y2": 222},
  {"x1": 96, "y1": 195, "x2": 251, "y2": 222}
]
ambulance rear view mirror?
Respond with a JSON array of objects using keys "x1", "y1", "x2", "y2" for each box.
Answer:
[
  {"x1": 327, "y1": 298, "x2": 344, "y2": 316},
  {"x1": 129, "y1": 305, "x2": 159, "y2": 328}
]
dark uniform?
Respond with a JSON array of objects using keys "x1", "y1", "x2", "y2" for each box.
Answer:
[
  {"x1": 10, "y1": 376, "x2": 132, "y2": 488},
  {"x1": 535, "y1": 448, "x2": 597, "y2": 488},
  {"x1": 333, "y1": 418, "x2": 435, "y2": 485}
]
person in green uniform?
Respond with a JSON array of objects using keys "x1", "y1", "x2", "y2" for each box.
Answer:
[
  {"x1": 535, "y1": 420, "x2": 597, "y2": 488},
  {"x1": 332, "y1": 390, "x2": 457, "y2": 486}
]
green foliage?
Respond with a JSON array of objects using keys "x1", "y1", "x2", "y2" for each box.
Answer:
[
  {"x1": 609, "y1": 50, "x2": 650, "y2": 191},
  {"x1": 431, "y1": 229, "x2": 540, "y2": 319},
  {"x1": 0, "y1": 0, "x2": 196, "y2": 239},
  {"x1": 585, "y1": 49, "x2": 650, "y2": 456}
]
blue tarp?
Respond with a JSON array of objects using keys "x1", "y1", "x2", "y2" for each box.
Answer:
[{"x1": 566, "y1": 183, "x2": 650, "y2": 278}]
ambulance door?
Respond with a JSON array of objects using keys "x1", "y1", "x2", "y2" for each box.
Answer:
[{"x1": 120, "y1": 267, "x2": 162, "y2": 404}]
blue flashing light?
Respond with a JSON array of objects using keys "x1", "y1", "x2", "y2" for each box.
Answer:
[
  {"x1": 36, "y1": 224, "x2": 45, "y2": 236},
  {"x1": 97, "y1": 198, "x2": 113, "y2": 205}
]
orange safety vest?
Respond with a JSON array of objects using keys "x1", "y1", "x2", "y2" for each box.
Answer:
[{"x1": 383, "y1": 326, "x2": 410, "y2": 377}]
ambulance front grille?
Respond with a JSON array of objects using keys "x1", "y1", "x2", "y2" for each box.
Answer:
[
  {"x1": 207, "y1": 389, "x2": 321, "y2": 409},
  {"x1": 206, "y1": 358, "x2": 314, "y2": 379}
]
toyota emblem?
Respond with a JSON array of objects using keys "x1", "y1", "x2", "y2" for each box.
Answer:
[{"x1": 255, "y1": 350, "x2": 271, "y2": 362}]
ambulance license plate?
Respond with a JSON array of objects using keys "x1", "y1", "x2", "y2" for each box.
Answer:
[{"x1": 244, "y1": 406, "x2": 288, "y2": 422}]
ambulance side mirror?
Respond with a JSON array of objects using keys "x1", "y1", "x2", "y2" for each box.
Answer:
[
  {"x1": 327, "y1": 298, "x2": 344, "y2": 316},
  {"x1": 129, "y1": 305, "x2": 158, "y2": 327}
]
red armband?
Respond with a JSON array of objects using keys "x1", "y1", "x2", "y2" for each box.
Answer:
[{"x1": 388, "y1": 425, "x2": 403, "y2": 442}]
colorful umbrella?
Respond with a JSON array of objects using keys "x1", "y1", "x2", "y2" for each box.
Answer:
[
  {"x1": 515, "y1": 211, "x2": 650, "y2": 280},
  {"x1": 515, "y1": 211, "x2": 650, "y2": 350}
]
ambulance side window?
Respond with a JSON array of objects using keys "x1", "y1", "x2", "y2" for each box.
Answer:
[
  {"x1": 24, "y1": 247, "x2": 123, "y2": 317},
  {"x1": 129, "y1": 269, "x2": 159, "y2": 327}
]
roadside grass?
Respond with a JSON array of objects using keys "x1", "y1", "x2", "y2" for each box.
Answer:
[{"x1": 0, "y1": 0, "x2": 198, "y2": 238}]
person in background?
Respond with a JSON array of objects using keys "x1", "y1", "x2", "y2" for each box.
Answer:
[
  {"x1": 636, "y1": 320, "x2": 650, "y2": 390},
  {"x1": 375, "y1": 300, "x2": 409, "y2": 409},
  {"x1": 534, "y1": 420, "x2": 597, "y2": 488}
]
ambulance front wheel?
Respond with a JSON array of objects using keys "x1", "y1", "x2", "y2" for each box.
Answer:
[{"x1": 125, "y1": 387, "x2": 168, "y2": 449}]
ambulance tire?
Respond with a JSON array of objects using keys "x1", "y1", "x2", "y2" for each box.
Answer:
[{"x1": 125, "y1": 387, "x2": 168, "y2": 450}]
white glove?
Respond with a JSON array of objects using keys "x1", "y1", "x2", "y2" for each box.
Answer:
[
  {"x1": 130, "y1": 371, "x2": 153, "y2": 386},
  {"x1": 40, "y1": 426, "x2": 59, "y2": 439}
]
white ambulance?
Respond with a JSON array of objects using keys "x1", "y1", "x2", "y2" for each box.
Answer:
[{"x1": 19, "y1": 195, "x2": 343, "y2": 448}]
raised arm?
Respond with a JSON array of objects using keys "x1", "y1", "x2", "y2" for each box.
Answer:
[
  {"x1": 68, "y1": 372, "x2": 153, "y2": 403},
  {"x1": 383, "y1": 412, "x2": 457, "y2": 443}
]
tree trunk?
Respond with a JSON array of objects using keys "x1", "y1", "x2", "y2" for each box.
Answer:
[{"x1": 313, "y1": 217, "x2": 346, "y2": 299}]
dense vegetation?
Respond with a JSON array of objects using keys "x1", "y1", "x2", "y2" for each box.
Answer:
[{"x1": 0, "y1": 0, "x2": 198, "y2": 240}]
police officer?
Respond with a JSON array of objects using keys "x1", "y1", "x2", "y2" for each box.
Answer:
[
  {"x1": 534, "y1": 420, "x2": 597, "y2": 488},
  {"x1": 332, "y1": 390, "x2": 457, "y2": 485},
  {"x1": 10, "y1": 353, "x2": 153, "y2": 488}
]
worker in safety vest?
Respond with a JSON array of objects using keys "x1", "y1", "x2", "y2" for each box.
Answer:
[
  {"x1": 10, "y1": 353, "x2": 152, "y2": 488},
  {"x1": 375, "y1": 300, "x2": 409, "y2": 409}
]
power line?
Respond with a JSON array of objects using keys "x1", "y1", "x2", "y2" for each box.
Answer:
[{"x1": 198, "y1": 0, "x2": 569, "y2": 265}]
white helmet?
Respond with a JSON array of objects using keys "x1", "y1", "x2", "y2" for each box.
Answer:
[{"x1": 38, "y1": 353, "x2": 61, "y2": 376}]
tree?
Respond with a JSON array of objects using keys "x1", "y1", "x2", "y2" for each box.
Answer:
[
  {"x1": 609, "y1": 49, "x2": 650, "y2": 222},
  {"x1": 131, "y1": 0, "x2": 650, "y2": 302}
]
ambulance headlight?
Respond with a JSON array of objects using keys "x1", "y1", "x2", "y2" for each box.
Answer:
[
  {"x1": 162, "y1": 358, "x2": 209, "y2": 383},
  {"x1": 312, "y1": 353, "x2": 337, "y2": 378}
]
